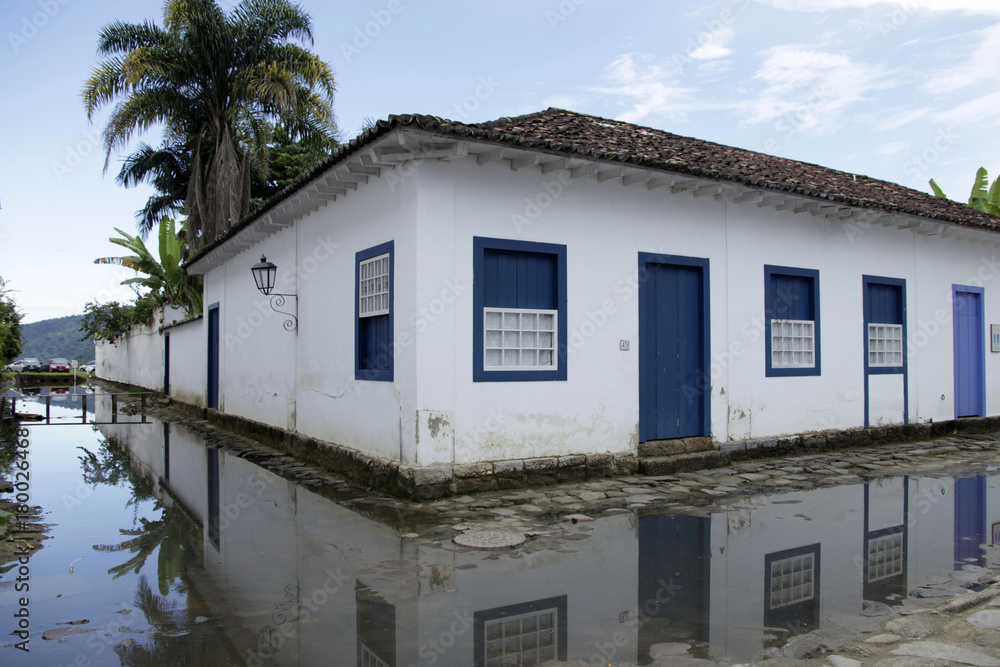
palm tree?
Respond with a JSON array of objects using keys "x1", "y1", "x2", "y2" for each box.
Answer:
[
  {"x1": 115, "y1": 141, "x2": 191, "y2": 238},
  {"x1": 95, "y1": 217, "x2": 203, "y2": 315},
  {"x1": 82, "y1": 0, "x2": 337, "y2": 245}
]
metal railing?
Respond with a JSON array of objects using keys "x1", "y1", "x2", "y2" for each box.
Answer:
[{"x1": 1, "y1": 390, "x2": 155, "y2": 426}]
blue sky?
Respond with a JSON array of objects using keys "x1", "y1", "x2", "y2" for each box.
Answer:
[{"x1": 2, "y1": 0, "x2": 1000, "y2": 323}]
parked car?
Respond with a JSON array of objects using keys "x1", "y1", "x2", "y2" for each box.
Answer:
[
  {"x1": 4, "y1": 360, "x2": 24, "y2": 372},
  {"x1": 20, "y1": 358, "x2": 41, "y2": 372},
  {"x1": 81, "y1": 360, "x2": 96, "y2": 373},
  {"x1": 47, "y1": 358, "x2": 70, "y2": 373}
]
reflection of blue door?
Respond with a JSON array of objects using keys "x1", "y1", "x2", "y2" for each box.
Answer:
[
  {"x1": 638, "y1": 514, "x2": 711, "y2": 654},
  {"x1": 639, "y1": 255, "x2": 710, "y2": 441},
  {"x1": 954, "y1": 476, "x2": 986, "y2": 568},
  {"x1": 207, "y1": 305, "x2": 220, "y2": 409},
  {"x1": 953, "y1": 286, "x2": 984, "y2": 418}
]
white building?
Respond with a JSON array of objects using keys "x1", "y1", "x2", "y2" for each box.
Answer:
[{"x1": 100, "y1": 108, "x2": 1000, "y2": 497}]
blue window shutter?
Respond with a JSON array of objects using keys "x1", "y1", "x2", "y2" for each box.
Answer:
[
  {"x1": 484, "y1": 249, "x2": 557, "y2": 309},
  {"x1": 770, "y1": 274, "x2": 812, "y2": 320},
  {"x1": 359, "y1": 315, "x2": 390, "y2": 371},
  {"x1": 867, "y1": 283, "x2": 901, "y2": 324}
]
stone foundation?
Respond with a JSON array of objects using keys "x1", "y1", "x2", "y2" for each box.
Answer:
[{"x1": 89, "y1": 377, "x2": 1000, "y2": 500}]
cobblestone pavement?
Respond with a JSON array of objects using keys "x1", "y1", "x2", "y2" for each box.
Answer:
[{"x1": 142, "y1": 397, "x2": 1000, "y2": 530}]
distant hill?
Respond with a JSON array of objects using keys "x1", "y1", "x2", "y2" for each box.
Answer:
[{"x1": 19, "y1": 315, "x2": 95, "y2": 363}]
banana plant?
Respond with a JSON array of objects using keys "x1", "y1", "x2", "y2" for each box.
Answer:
[
  {"x1": 930, "y1": 167, "x2": 1000, "y2": 216},
  {"x1": 95, "y1": 217, "x2": 202, "y2": 316}
]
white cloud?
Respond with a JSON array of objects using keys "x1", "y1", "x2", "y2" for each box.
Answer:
[
  {"x1": 873, "y1": 106, "x2": 934, "y2": 131},
  {"x1": 875, "y1": 141, "x2": 909, "y2": 155},
  {"x1": 922, "y1": 23, "x2": 1000, "y2": 94},
  {"x1": 933, "y1": 90, "x2": 1000, "y2": 127},
  {"x1": 741, "y1": 44, "x2": 891, "y2": 133},
  {"x1": 755, "y1": 0, "x2": 1000, "y2": 13},
  {"x1": 594, "y1": 53, "x2": 702, "y2": 124},
  {"x1": 689, "y1": 24, "x2": 735, "y2": 60}
]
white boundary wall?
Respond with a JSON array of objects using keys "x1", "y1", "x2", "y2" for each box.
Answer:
[{"x1": 95, "y1": 305, "x2": 205, "y2": 406}]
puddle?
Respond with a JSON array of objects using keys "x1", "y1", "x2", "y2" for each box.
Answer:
[{"x1": 1, "y1": 393, "x2": 999, "y2": 665}]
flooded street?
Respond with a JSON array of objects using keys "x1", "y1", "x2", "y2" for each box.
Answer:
[{"x1": 3, "y1": 392, "x2": 1000, "y2": 666}]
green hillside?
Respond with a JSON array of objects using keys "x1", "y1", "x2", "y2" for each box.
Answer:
[{"x1": 19, "y1": 315, "x2": 94, "y2": 363}]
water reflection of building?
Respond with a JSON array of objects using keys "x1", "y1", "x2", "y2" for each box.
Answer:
[{"x1": 97, "y1": 406, "x2": 999, "y2": 665}]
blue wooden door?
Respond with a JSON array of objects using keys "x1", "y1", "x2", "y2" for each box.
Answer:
[
  {"x1": 207, "y1": 306, "x2": 220, "y2": 409},
  {"x1": 953, "y1": 288, "x2": 984, "y2": 418},
  {"x1": 640, "y1": 258, "x2": 709, "y2": 441}
]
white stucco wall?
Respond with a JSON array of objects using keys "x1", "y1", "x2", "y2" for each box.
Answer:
[
  {"x1": 406, "y1": 157, "x2": 1000, "y2": 461},
  {"x1": 202, "y1": 165, "x2": 417, "y2": 457}
]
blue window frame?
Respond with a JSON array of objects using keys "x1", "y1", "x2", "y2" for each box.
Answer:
[
  {"x1": 765, "y1": 265, "x2": 821, "y2": 377},
  {"x1": 473, "y1": 237, "x2": 567, "y2": 382},
  {"x1": 863, "y1": 276, "x2": 905, "y2": 375},
  {"x1": 355, "y1": 241, "x2": 394, "y2": 381}
]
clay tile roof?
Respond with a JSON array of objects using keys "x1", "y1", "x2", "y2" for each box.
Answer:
[
  {"x1": 187, "y1": 107, "x2": 1000, "y2": 267},
  {"x1": 467, "y1": 108, "x2": 999, "y2": 231}
]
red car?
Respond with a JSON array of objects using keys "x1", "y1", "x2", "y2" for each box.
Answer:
[{"x1": 47, "y1": 358, "x2": 70, "y2": 372}]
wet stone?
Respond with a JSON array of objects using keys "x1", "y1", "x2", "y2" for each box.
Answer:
[
  {"x1": 453, "y1": 530, "x2": 526, "y2": 550},
  {"x1": 516, "y1": 504, "x2": 545, "y2": 513},
  {"x1": 891, "y1": 641, "x2": 1000, "y2": 666}
]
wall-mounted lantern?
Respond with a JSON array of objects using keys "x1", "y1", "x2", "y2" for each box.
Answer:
[{"x1": 250, "y1": 255, "x2": 298, "y2": 332}]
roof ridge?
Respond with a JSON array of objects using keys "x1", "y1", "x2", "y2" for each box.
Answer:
[{"x1": 187, "y1": 107, "x2": 1000, "y2": 269}]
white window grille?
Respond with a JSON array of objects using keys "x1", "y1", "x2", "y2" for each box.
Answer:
[
  {"x1": 868, "y1": 323, "x2": 903, "y2": 367},
  {"x1": 484, "y1": 309, "x2": 557, "y2": 370},
  {"x1": 359, "y1": 253, "x2": 390, "y2": 317},
  {"x1": 769, "y1": 552, "x2": 815, "y2": 609},
  {"x1": 771, "y1": 319, "x2": 815, "y2": 368},
  {"x1": 360, "y1": 644, "x2": 390, "y2": 667},
  {"x1": 867, "y1": 532, "x2": 904, "y2": 582},
  {"x1": 484, "y1": 608, "x2": 558, "y2": 667}
]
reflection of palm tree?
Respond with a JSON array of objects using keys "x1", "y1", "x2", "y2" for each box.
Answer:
[
  {"x1": 114, "y1": 575, "x2": 210, "y2": 666},
  {"x1": 0, "y1": 419, "x2": 22, "y2": 478},
  {"x1": 78, "y1": 442, "x2": 153, "y2": 497},
  {"x1": 82, "y1": 438, "x2": 203, "y2": 593},
  {"x1": 93, "y1": 502, "x2": 203, "y2": 595}
]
